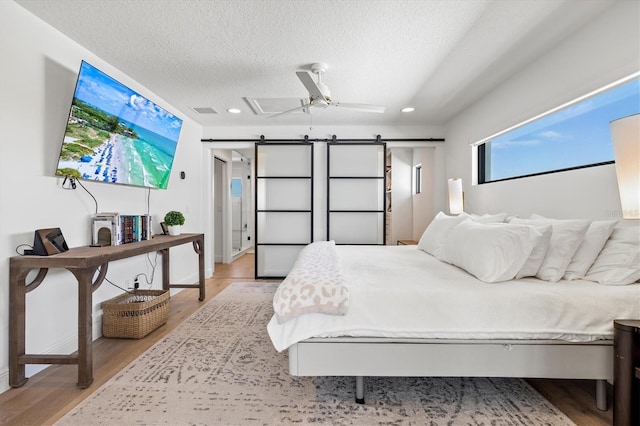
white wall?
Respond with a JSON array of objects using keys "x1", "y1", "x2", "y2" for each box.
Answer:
[
  {"x1": 390, "y1": 149, "x2": 413, "y2": 244},
  {"x1": 412, "y1": 148, "x2": 436, "y2": 238},
  {"x1": 389, "y1": 147, "x2": 439, "y2": 244},
  {"x1": 0, "y1": 1, "x2": 207, "y2": 393},
  {"x1": 445, "y1": 1, "x2": 640, "y2": 220}
]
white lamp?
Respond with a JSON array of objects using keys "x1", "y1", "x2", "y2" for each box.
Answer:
[
  {"x1": 610, "y1": 114, "x2": 640, "y2": 219},
  {"x1": 448, "y1": 178, "x2": 464, "y2": 215}
]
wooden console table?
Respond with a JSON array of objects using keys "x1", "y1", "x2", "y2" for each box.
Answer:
[{"x1": 9, "y1": 233, "x2": 205, "y2": 389}]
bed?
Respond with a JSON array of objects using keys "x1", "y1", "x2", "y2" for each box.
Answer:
[{"x1": 267, "y1": 219, "x2": 640, "y2": 410}]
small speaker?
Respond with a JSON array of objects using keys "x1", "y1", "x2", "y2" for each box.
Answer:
[{"x1": 33, "y1": 228, "x2": 69, "y2": 256}]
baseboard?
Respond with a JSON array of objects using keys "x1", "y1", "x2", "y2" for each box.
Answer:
[
  {"x1": 171, "y1": 272, "x2": 200, "y2": 287},
  {"x1": 0, "y1": 274, "x2": 205, "y2": 395},
  {"x1": 232, "y1": 247, "x2": 253, "y2": 260},
  {"x1": 0, "y1": 368, "x2": 9, "y2": 394},
  {"x1": 0, "y1": 314, "x2": 103, "y2": 396}
]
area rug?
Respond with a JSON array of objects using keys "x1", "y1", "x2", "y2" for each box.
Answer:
[{"x1": 56, "y1": 281, "x2": 575, "y2": 425}]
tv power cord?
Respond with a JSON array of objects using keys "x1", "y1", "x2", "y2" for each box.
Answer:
[{"x1": 61, "y1": 176, "x2": 99, "y2": 215}]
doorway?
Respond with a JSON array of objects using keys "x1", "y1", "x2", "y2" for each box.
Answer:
[
  {"x1": 387, "y1": 147, "x2": 436, "y2": 244},
  {"x1": 231, "y1": 150, "x2": 253, "y2": 256},
  {"x1": 213, "y1": 157, "x2": 226, "y2": 263}
]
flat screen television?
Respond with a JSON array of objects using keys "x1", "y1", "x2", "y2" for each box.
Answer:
[{"x1": 55, "y1": 61, "x2": 183, "y2": 189}]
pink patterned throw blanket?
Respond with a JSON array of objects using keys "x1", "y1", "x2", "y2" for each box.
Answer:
[{"x1": 273, "y1": 241, "x2": 350, "y2": 323}]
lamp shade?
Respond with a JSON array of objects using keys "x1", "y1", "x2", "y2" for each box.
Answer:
[
  {"x1": 610, "y1": 114, "x2": 640, "y2": 219},
  {"x1": 448, "y1": 178, "x2": 464, "y2": 215}
]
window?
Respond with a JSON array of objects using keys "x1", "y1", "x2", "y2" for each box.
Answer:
[
  {"x1": 231, "y1": 178, "x2": 242, "y2": 197},
  {"x1": 477, "y1": 76, "x2": 639, "y2": 184},
  {"x1": 414, "y1": 164, "x2": 422, "y2": 194}
]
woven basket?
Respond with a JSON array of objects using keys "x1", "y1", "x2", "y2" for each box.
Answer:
[{"x1": 102, "y1": 289, "x2": 170, "y2": 339}]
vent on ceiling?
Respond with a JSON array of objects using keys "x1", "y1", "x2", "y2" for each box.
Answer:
[
  {"x1": 244, "y1": 97, "x2": 308, "y2": 115},
  {"x1": 192, "y1": 107, "x2": 218, "y2": 114}
]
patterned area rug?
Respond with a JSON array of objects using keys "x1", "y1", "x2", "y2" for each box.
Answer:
[{"x1": 57, "y1": 282, "x2": 575, "y2": 425}]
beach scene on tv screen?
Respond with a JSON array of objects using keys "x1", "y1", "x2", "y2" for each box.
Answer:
[{"x1": 56, "y1": 61, "x2": 183, "y2": 189}]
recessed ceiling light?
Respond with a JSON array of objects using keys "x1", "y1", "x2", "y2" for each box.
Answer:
[
  {"x1": 227, "y1": 108, "x2": 241, "y2": 114},
  {"x1": 401, "y1": 107, "x2": 415, "y2": 113}
]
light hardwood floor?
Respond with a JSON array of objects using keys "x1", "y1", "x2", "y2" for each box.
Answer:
[{"x1": 0, "y1": 252, "x2": 612, "y2": 425}]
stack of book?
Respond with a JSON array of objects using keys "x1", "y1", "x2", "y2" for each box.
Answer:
[{"x1": 92, "y1": 213, "x2": 152, "y2": 246}]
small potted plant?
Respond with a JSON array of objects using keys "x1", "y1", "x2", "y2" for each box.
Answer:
[{"x1": 163, "y1": 210, "x2": 185, "y2": 236}]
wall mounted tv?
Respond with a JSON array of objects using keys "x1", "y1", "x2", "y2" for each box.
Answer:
[{"x1": 55, "y1": 61, "x2": 183, "y2": 189}]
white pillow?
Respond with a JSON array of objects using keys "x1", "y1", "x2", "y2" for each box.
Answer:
[
  {"x1": 418, "y1": 211, "x2": 469, "y2": 260},
  {"x1": 529, "y1": 215, "x2": 618, "y2": 280},
  {"x1": 443, "y1": 220, "x2": 543, "y2": 283},
  {"x1": 516, "y1": 224, "x2": 552, "y2": 279},
  {"x1": 584, "y1": 223, "x2": 640, "y2": 285},
  {"x1": 469, "y1": 212, "x2": 508, "y2": 223},
  {"x1": 509, "y1": 217, "x2": 590, "y2": 282},
  {"x1": 529, "y1": 214, "x2": 551, "y2": 219},
  {"x1": 563, "y1": 220, "x2": 618, "y2": 280}
]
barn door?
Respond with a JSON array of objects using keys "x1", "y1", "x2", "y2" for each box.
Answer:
[
  {"x1": 254, "y1": 142, "x2": 314, "y2": 278},
  {"x1": 327, "y1": 142, "x2": 386, "y2": 244}
]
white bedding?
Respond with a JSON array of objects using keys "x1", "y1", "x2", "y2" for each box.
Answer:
[{"x1": 267, "y1": 245, "x2": 640, "y2": 352}]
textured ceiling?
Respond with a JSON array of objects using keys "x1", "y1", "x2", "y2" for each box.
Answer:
[{"x1": 14, "y1": 0, "x2": 614, "y2": 127}]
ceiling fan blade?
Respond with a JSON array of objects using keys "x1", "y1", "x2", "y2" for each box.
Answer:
[
  {"x1": 296, "y1": 71, "x2": 326, "y2": 101},
  {"x1": 332, "y1": 102, "x2": 386, "y2": 113},
  {"x1": 267, "y1": 103, "x2": 310, "y2": 119}
]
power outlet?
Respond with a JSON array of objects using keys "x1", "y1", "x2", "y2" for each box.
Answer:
[{"x1": 134, "y1": 277, "x2": 140, "y2": 289}]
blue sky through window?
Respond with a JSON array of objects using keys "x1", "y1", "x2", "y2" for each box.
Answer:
[
  {"x1": 486, "y1": 78, "x2": 639, "y2": 181},
  {"x1": 231, "y1": 178, "x2": 242, "y2": 197}
]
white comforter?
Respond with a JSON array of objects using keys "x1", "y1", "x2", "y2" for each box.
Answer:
[{"x1": 267, "y1": 245, "x2": 640, "y2": 352}]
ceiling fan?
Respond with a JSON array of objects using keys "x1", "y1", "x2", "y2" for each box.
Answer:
[{"x1": 269, "y1": 63, "x2": 386, "y2": 118}]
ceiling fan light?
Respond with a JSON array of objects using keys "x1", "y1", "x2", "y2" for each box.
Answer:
[{"x1": 312, "y1": 97, "x2": 328, "y2": 108}]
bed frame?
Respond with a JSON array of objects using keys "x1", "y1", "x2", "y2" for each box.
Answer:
[{"x1": 288, "y1": 337, "x2": 612, "y2": 410}]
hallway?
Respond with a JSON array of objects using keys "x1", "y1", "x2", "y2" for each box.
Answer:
[{"x1": 215, "y1": 252, "x2": 254, "y2": 278}]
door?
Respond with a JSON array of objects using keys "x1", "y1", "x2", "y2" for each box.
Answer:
[
  {"x1": 327, "y1": 142, "x2": 386, "y2": 245},
  {"x1": 214, "y1": 157, "x2": 226, "y2": 263},
  {"x1": 254, "y1": 142, "x2": 313, "y2": 278},
  {"x1": 231, "y1": 150, "x2": 253, "y2": 254}
]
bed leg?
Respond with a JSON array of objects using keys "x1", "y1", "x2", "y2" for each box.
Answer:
[
  {"x1": 355, "y1": 376, "x2": 365, "y2": 404},
  {"x1": 596, "y1": 379, "x2": 608, "y2": 411}
]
